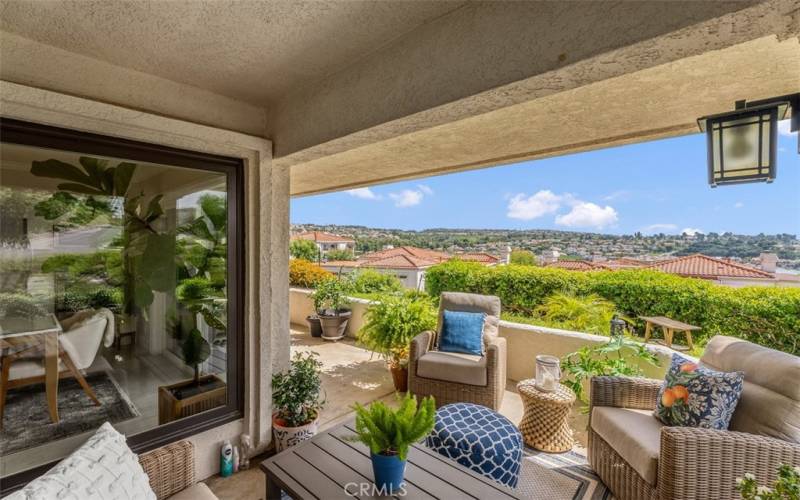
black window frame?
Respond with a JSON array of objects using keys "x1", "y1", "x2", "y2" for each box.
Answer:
[{"x1": 0, "y1": 118, "x2": 245, "y2": 493}]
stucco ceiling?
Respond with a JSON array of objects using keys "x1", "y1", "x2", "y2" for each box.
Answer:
[{"x1": 0, "y1": 0, "x2": 465, "y2": 106}]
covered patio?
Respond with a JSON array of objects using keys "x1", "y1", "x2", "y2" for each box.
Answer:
[{"x1": 1, "y1": 0, "x2": 798, "y2": 498}]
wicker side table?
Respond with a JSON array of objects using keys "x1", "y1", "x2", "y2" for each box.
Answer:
[{"x1": 516, "y1": 380, "x2": 576, "y2": 453}]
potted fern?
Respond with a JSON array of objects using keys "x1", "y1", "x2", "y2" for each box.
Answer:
[
  {"x1": 311, "y1": 278, "x2": 352, "y2": 341},
  {"x1": 357, "y1": 293, "x2": 437, "y2": 392},
  {"x1": 272, "y1": 352, "x2": 325, "y2": 451},
  {"x1": 351, "y1": 394, "x2": 436, "y2": 494}
]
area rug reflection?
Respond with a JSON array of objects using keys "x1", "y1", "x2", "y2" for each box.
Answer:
[{"x1": 0, "y1": 372, "x2": 139, "y2": 455}]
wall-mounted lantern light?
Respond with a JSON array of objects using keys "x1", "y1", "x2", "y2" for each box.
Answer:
[{"x1": 698, "y1": 94, "x2": 798, "y2": 187}]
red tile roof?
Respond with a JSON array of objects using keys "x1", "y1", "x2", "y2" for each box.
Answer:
[
  {"x1": 546, "y1": 260, "x2": 610, "y2": 271},
  {"x1": 645, "y1": 254, "x2": 774, "y2": 280},
  {"x1": 291, "y1": 231, "x2": 354, "y2": 243},
  {"x1": 456, "y1": 252, "x2": 501, "y2": 264},
  {"x1": 359, "y1": 246, "x2": 450, "y2": 264},
  {"x1": 603, "y1": 257, "x2": 649, "y2": 269}
]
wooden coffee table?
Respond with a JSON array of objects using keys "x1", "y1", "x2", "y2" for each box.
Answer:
[{"x1": 261, "y1": 419, "x2": 523, "y2": 499}]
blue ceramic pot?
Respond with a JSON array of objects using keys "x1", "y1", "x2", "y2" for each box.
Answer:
[{"x1": 370, "y1": 452, "x2": 406, "y2": 493}]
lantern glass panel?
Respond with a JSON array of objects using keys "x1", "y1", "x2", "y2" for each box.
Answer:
[{"x1": 706, "y1": 107, "x2": 777, "y2": 186}]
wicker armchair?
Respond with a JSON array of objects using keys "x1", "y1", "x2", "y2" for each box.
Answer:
[
  {"x1": 139, "y1": 440, "x2": 218, "y2": 499},
  {"x1": 588, "y1": 336, "x2": 800, "y2": 500},
  {"x1": 408, "y1": 292, "x2": 506, "y2": 410}
]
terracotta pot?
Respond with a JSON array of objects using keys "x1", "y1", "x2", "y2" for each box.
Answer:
[
  {"x1": 319, "y1": 310, "x2": 351, "y2": 340},
  {"x1": 272, "y1": 414, "x2": 319, "y2": 452},
  {"x1": 389, "y1": 365, "x2": 408, "y2": 393}
]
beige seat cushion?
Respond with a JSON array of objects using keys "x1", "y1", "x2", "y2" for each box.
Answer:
[
  {"x1": 168, "y1": 483, "x2": 218, "y2": 500},
  {"x1": 701, "y1": 335, "x2": 800, "y2": 443},
  {"x1": 591, "y1": 407, "x2": 663, "y2": 486},
  {"x1": 416, "y1": 350, "x2": 487, "y2": 386}
]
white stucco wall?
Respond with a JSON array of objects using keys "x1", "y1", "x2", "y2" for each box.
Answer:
[{"x1": 0, "y1": 81, "x2": 289, "y2": 481}]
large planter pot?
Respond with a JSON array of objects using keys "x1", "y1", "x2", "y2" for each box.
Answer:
[
  {"x1": 158, "y1": 375, "x2": 227, "y2": 425},
  {"x1": 389, "y1": 365, "x2": 408, "y2": 393},
  {"x1": 272, "y1": 415, "x2": 319, "y2": 452},
  {"x1": 306, "y1": 315, "x2": 323, "y2": 337},
  {"x1": 371, "y1": 452, "x2": 406, "y2": 494},
  {"x1": 319, "y1": 310, "x2": 351, "y2": 341}
]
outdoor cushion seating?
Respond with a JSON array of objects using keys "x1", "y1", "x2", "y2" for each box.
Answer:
[
  {"x1": 426, "y1": 402, "x2": 523, "y2": 488},
  {"x1": 416, "y1": 350, "x2": 487, "y2": 386},
  {"x1": 588, "y1": 335, "x2": 800, "y2": 500},
  {"x1": 409, "y1": 292, "x2": 506, "y2": 410}
]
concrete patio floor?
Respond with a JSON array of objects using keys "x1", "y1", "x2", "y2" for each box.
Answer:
[{"x1": 205, "y1": 325, "x2": 589, "y2": 499}]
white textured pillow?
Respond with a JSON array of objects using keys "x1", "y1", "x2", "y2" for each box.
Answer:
[{"x1": 8, "y1": 422, "x2": 156, "y2": 500}]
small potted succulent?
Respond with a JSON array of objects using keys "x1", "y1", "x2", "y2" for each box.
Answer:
[
  {"x1": 271, "y1": 352, "x2": 325, "y2": 451},
  {"x1": 311, "y1": 278, "x2": 351, "y2": 341},
  {"x1": 357, "y1": 293, "x2": 436, "y2": 392},
  {"x1": 350, "y1": 394, "x2": 436, "y2": 494}
]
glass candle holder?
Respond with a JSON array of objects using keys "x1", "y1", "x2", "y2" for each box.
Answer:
[{"x1": 535, "y1": 355, "x2": 561, "y2": 392}]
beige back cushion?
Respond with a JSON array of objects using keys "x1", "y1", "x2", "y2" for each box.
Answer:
[
  {"x1": 436, "y1": 292, "x2": 501, "y2": 346},
  {"x1": 701, "y1": 335, "x2": 800, "y2": 443}
]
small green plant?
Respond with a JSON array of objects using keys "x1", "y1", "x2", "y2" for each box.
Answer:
[
  {"x1": 350, "y1": 269, "x2": 403, "y2": 294},
  {"x1": 272, "y1": 352, "x2": 325, "y2": 427},
  {"x1": 0, "y1": 292, "x2": 47, "y2": 318},
  {"x1": 561, "y1": 336, "x2": 660, "y2": 405},
  {"x1": 736, "y1": 464, "x2": 800, "y2": 500},
  {"x1": 351, "y1": 394, "x2": 436, "y2": 460},
  {"x1": 290, "y1": 239, "x2": 320, "y2": 261},
  {"x1": 535, "y1": 293, "x2": 616, "y2": 335},
  {"x1": 310, "y1": 277, "x2": 351, "y2": 315},
  {"x1": 357, "y1": 294, "x2": 437, "y2": 369}
]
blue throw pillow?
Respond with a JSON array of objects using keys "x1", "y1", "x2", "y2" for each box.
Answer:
[
  {"x1": 654, "y1": 353, "x2": 744, "y2": 429},
  {"x1": 439, "y1": 310, "x2": 485, "y2": 356}
]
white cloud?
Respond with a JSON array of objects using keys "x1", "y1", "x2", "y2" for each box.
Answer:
[
  {"x1": 507, "y1": 190, "x2": 563, "y2": 220},
  {"x1": 778, "y1": 119, "x2": 796, "y2": 137},
  {"x1": 417, "y1": 184, "x2": 434, "y2": 195},
  {"x1": 681, "y1": 227, "x2": 704, "y2": 236},
  {"x1": 389, "y1": 189, "x2": 424, "y2": 207},
  {"x1": 555, "y1": 202, "x2": 618, "y2": 229},
  {"x1": 734, "y1": 202, "x2": 744, "y2": 209},
  {"x1": 603, "y1": 190, "x2": 632, "y2": 202},
  {"x1": 642, "y1": 223, "x2": 678, "y2": 234},
  {"x1": 346, "y1": 187, "x2": 381, "y2": 200}
]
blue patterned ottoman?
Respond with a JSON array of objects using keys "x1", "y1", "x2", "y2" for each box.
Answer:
[{"x1": 425, "y1": 403, "x2": 522, "y2": 488}]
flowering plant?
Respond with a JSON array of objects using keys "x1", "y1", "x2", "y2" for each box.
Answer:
[{"x1": 736, "y1": 464, "x2": 800, "y2": 500}]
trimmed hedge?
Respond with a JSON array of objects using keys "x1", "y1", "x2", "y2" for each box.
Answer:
[{"x1": 425, "y1": 261, "x2": 800, "y2": 354}]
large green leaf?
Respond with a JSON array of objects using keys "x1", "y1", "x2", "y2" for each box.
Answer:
[
  {"x1": 182, "y1": 328, "x2": 211, "y2": 366},
  {"x1": 56, "y1": 183, "x2": 107, "y2": 196},
  {"x1": 113, "y1": 162, "x2": 136, "y2": 196},
  {"x1": 78, "y1": 157, "x2": 108, "y2": 190},
  {"x1": 31, "y1": 159, "x2": 93, "y2": 185},
  {"x1": 145, "y1": 195, "x2": 164, "y2": 223}
]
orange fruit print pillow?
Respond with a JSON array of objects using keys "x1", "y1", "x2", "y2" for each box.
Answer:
[{"x1": 654, "y1": 354, "x2": 744, "y2": 429}]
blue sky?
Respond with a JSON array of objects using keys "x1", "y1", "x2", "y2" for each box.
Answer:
[{"x1": 291, "y1": 121, "x2": 800, "y2": 235}]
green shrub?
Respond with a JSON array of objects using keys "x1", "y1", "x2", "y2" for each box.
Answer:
[
  {"x1": 290, "y1": 239, "x2": 320, "y2": 261},
  {"x1": 325, "y1": 248, "x2": 356, "y2": 261},
  {"x1": 289, "y1": 259, "x2": 333, "y2": 288},
  {"x1": 535, "y1": 293, "x2": 616, "y2": 335},
  {"x1": 425, "y1": 261, "x2": 800, "y2": 354},
  {"x1": 350, "y1": 269, "x2": 403, "y2": 295},
  {"x1": 509, "y1": 249, "x2": 537, "y2": 266}
]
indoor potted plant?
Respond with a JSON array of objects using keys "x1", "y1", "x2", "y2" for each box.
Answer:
[
  {"x1": 311, "y1": 278, "x2": 352, "y2": 341},
  {"x1": 357, "y1": 293, "x2": 437, "y2": 392},
  {"x1": 350, "y1": 394, "x2": 435, "y2": 494},
  {"x1": 272, "y1": 351, "x2": 325, "y2": 451},
  {"x1": 158, "y1": 323, "x2": 227, "y2": 424}
]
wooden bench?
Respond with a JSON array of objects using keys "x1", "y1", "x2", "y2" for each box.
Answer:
[{"x1": 640, "y1": 315, "x2": 701, "y2": 351}]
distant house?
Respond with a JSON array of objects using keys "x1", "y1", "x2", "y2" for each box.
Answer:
[
  {"x1": 545, "y1": 253, "x2": 799, "y2": 288},
  {"x1": 291, "y1": 231, "x2": 355, "y2": 256},
  {"x1": 643, "y1": 254, "x2": 797, "y2": 288},
  {"x1": 545, "y1": 260, "x2": 610, "y2": 271},
  {"x1": 322, "y1": 246, "x2": 499, "y2": 289}
]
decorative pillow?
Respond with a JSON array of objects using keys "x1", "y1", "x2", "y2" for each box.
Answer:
[
  {"x1": 439, "y1": 310, "x2": 485, "y2": 356},
  {"x1": 8, "y1": 422, "x2": 156, "y2": 500},
  {"x1": 654, "y1": 353, "x2": 744, "y2": 429}
]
